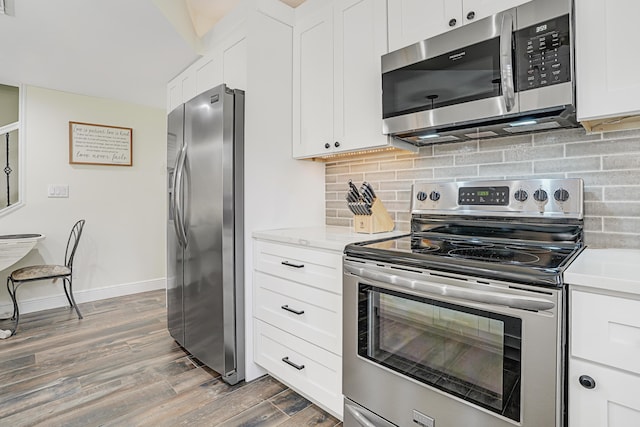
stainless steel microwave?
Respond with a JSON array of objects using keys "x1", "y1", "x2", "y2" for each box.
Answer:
[{"x1": 382, "y1": 0, "x2": 577, "y2": 145}]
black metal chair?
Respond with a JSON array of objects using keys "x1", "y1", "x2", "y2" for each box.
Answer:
[{"x1": 6, "y1": 219, "x2": 86, "y2": 336}]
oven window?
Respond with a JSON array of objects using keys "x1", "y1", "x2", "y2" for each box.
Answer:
[
  {"x1": 382, "y1": 38, "x2": 502, "y2": 119},
  {"x1": 358, "y1": 284, "x2": 522, "y2": 422}
]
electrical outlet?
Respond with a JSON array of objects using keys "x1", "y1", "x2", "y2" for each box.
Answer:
[{"x1": 47, "y1": 185, "x2": 69, "y2": 198}]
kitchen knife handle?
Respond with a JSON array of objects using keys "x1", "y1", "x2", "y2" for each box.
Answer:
[
  {"x1": 281, "y1": 305, "x2": 305, "y2": 315},
  {"x1": 282, "y1": 357, "x2": 305, "y2": 370},
  {"x1": 348, "y1": 180, "x2": 360, "y2": 196},
  {"x1": 360, "y1": 182, "x2": 376, "y2": 205},
  {"x1": 281, "y1": 261, "x2": 304, "y2": 269}
]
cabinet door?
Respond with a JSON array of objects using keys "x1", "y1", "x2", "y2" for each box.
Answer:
[
  {"x1": 167, "y1": 68, "x2": 196, "y2": 111},
  {"x1": 195, "y1": 28, "x2": 246, "y2": 96},
  {"x1": 194, "y1": 55, "x2": 222, "y2": 98},
  {"x1": 576, "y1": 0, "x2": 640, "y2": 121},
  {"x1": 571, "y1": 290, "x2": 640, "y2": 375},
  {"x1": 388, "y1": 0, "x2": 531, "y2": 52},
  {"x1": 334, "y1": 0, "x2": 389, "y2": 152},
  {"x1": 167, "y1": 79, "x2": 182, "y2": 112},
  {"x1": 462, "y1": 0, "x2": 530, "y2": 26},
  {"x1": 180, "y1": 68, "x2": 197, "y2": 105},
  {"x1": 292, "y1": 5, "x2": 334, "y2": 159},
  {"x1": 569, "y1": 358, "x2": 640, "y2": 427},
  {"x1": 387, "y1": 0, "x2": 462, "y2": 52},
  {"x1": 221, "y1": 28, "x2": 247, "y2": 91}
]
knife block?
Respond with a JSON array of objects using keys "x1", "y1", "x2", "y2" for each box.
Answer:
[{"x1": 353, "y1": 198, "x2": 395, "y2": 234}]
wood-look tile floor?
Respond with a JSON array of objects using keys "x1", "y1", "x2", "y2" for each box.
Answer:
[{"x1": 0, "y1": 290, "x2": 342, "y2": 427}]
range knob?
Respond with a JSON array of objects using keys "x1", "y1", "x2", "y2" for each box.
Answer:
[
  {"x1": 533, "y1": 189, "x2": 548, "y2": 202},
  {"x1": 416, "y1": 191, "x2": 428, "y2": 201},
  {"x1": 429, "y1": 191, "x2": 441, "y2": 201},
  {"x1": 554, "y1": 188, "x2": 570, "y2": 202},
  {"x1": 514, "y1": 189, "x2": 528, "y2": 202}
]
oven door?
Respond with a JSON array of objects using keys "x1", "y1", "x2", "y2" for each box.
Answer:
[
  {"x1": 381, "y1": 9, "x2": 517, "y2": 136},
  {"x1": 343, "y1": 259, "x2": 564, "y2": 427}
]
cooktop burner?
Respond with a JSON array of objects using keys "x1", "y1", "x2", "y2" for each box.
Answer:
[{"x1": 448, "y1": 247, "x2": 540, "y2": 265}]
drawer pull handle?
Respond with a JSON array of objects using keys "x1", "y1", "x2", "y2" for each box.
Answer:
[
  {"x1": 281, "y1": 305, "x2": 305, "y2": 315},
  {"x1": 282, "y1": 357, "x2": 305, "y2": 370},
  {"x1": 281, "y1": 261, "x2": 304, "y2": 269}
]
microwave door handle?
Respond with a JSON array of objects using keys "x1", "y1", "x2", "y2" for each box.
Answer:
[
  {"x1": 500, "y1": 11, "x2": 516, "y2": 112},
  {"x1": 345, "y1": 263, "x2": 555, "y2": 312}
]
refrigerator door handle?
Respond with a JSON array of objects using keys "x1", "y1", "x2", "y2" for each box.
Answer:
[{"x1": 172, "y1": 143, "x2": 188, "y2": 247}]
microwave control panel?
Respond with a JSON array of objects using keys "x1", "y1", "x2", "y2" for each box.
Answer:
[{"x1": 515, "y1": 14, "x2": 571, "y2": 92}]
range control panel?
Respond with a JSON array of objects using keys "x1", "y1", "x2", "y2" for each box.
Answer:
[
  {"x1": 412, "y1": 178, "x2": 583, "y2": 218},
  {"x1": 515, "y1": 14, "x2": 572, "y2": 92},
  {"x1": 458, "y1": 186, "x2": 510, "y2": 205}
]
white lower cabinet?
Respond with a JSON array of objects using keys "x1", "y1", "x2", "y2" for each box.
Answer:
[
  {"x1": 253, "y1": 239, "x2": 343, "y2": 418},
  {"x1": 254, "y1": 271, "x2": 341, "y2": 353},
  {"x1": 253, "y1": 320, "x2": 343, "y2": 416},
  {"x1": 569, "y1": 289, "x2": 640, "y2": 427},
  {"x1": 570, "y1": 358, "x2": 640, "y2": 427}
]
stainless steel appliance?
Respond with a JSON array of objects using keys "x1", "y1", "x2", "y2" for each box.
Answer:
[
  {"x1": 382, "y1": 0, "x2": 576, "y2": 145},
  {"x1": 167, "y1": 84, "x2": 245, "y2": 385},
  {"x1": 343, "y1": 178, "x2": 584, "y2": 427}
]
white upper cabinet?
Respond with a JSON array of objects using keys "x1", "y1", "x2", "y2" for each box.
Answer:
[
  {"x1": 167, "y1": 25, "x2": 246, "y2": 112},
  {"x1": 293, "y1": 0, "x2": 406, "y2": 159},
  {"x1": 168, "y1": 68, "x2": 196, "y2": 113},
  {"x1": 293, "y1": 4, "x2": 334, "y2": 158},
  {"x1": 388, "y1": 0, "x2": 460, "y2": 51},
  {"x1": 388, "y1": 0, "x2": 531, "y2": 52},
  {"x1": 334, "y1": 0, "x2": 390, "y2": 154},
  {"x1": 576, "y1": 0, "x2": 640, "y2": 130}
]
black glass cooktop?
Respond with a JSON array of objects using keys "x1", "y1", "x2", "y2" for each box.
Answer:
[{"x1": 345, "y1": 234, "x2": 583, "y2": 287}]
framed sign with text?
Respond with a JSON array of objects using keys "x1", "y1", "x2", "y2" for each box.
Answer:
[{"x1": 69, "y1": 121, "x2": 133, "y2": 166}]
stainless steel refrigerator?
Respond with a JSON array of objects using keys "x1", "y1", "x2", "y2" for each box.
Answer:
[{"x1": 166, "y1": 84, "x2": 244, "y2": 385}]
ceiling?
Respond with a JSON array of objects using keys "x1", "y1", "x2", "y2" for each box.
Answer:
[{"x1": 0, "y1": 0, "x2": 307, "y2": 110}]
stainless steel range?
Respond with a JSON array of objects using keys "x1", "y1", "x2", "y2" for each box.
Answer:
[{"x1": 343, "y1": 178, "x2": 584, "y2": 427}]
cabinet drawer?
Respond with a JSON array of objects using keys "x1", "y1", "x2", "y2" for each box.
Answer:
[
  {"x1": 254, "y1": 319, "x2": 343, "y2": 418},
  {"x1": 569, "y1": 357, "x2": 640, "y2": 427},
  {"x1": 571, "y1": 290, "x2": 640, "y2": 374},
  {"x1": 254, "y1": 271, "x2": 341, "y2": 354},
  {"x1": 254, "y1": 241, "x2": 343, "y2": 294}
]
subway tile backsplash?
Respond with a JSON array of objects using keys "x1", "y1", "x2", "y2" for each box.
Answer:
[{"x1": 325, "y1": 127, "x2": 640, "y2": 249}]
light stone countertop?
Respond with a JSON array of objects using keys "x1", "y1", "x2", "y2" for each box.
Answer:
[
  {"x1": 565, "y1": 248, "x2": 640, "y2": 296},
  {"x1": 252, "y1": 225, "x2": 407, "y2": 252}
]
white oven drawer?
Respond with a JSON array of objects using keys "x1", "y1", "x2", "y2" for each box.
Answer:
[
  {"x1": 254, "y1": 271, "x2": 342, "y2": 355},
  {"x1": 254, "y1": 241, "x2": 342, "y2": 294},
  {"x1": 253, "y1": 319, "x2": 343, "y2": 418},
  {"x1": 571, "y1": 290, "x2": 640, "y2": 374}
]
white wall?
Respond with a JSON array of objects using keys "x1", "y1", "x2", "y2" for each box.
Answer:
[{"x1": 0, "y1": 86, "x2": 167, "y2": 315}]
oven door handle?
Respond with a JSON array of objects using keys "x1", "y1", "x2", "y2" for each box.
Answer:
[
  {"x1": 500, "y1": 11, "x2": 516, "y2": 112},
  {"x1": 345, "y1": 402, "x2": 392, "y2": 427},
  {"x1": 345, "y1": 264, "x2": 555, "y2": 312}
]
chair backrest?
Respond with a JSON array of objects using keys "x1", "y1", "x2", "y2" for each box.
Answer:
[{"x1": 64, "y1": 220, "x2": 86, "y2": 269}]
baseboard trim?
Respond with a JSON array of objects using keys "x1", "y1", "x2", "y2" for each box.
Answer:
[{"x1": 0, "y1": 278, "x2": 166, "y2": 316}]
